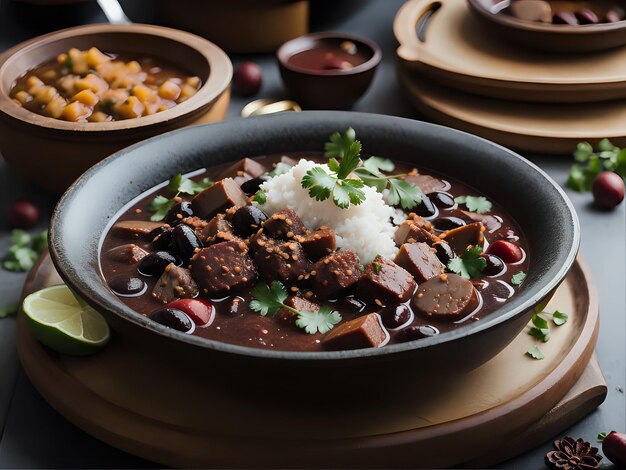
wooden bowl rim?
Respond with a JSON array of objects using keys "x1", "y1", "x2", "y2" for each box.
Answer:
[{"x1": 0, "y1": 23, "x2": 232, "y2": 133}]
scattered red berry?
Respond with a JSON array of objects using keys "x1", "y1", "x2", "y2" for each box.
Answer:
[
  {"x1": 592, "y1": 172, "x2": 624, "y2": 209},
  {"x1": 233, "y1": 61, "x2": 262, "y2": 96},
  {"x1": 486, "y1": 240, "x2": 523, "y2": 264},
  {"x1": 7, "y1": 200, "x2": 40, "y2": 229},
  {"x1": 166, "y1": 298, "x2": 214, "y2": 326},
  {"x1": 602, "y1": 431, "x2": 626, "y2": 467}
]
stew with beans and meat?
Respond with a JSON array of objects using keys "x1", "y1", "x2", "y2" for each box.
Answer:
[{"x1": 100, "y1": 129, "x2": 529, "y2": 352}]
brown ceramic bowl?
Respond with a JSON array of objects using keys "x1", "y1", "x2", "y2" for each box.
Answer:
[
  {"x1": 277, "y1": 32, "x2": 381, "y2": 109},
  {"x1": 0, "y1": 23, "x2": 232, "y2": 193},
  {"x1": 468, "y1": 0, "x2": 626, "y2": 52}
]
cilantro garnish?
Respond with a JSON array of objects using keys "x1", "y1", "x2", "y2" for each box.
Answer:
[
  {"x1": 511, "y1": 271, "x2": 526, "y2": 286},
  {"x1": 301, "y1": 163, "x2": 365, "y2": 209},
  {"x1": 324, "y1": 128, "x2": 357, "y2": 158},
  {"x1": 567, "y1": 139, "x2": 626, "y2": 192},
  {"x1": 597, "y1": 432, "x2": 608, "y2": 443},
  {"x1": 447, "y1": 245, "x2": 486, "y2": 279},
  {"x1": 455, "y1": 195, "x2": 492, "y2": 214},
  {"x1": 148, "y1": 174, "x2": 213, "y2": 221},
  {"x1": 373, "y1": 262, "x2": 381, "y2": 274},
  {"x1": 3, "y1": 229, "x2": 48, "y2": 273},
  {"x1": 526, "y1": 346, "x2": 544, "y2": 360},
  {"x1": 253, "y1": 190, "x2": 267, "y2": 204},
  {"x1": 0, "y1": 303, "x2": 18, "y2": 318},
  {"x1": 249, "y1": 281, "x2": 342, "y2": 334},
  {"x1": 552, "y1": 310, "x2": 569, "y2": 326},
  {"x1": 64, "y1": 55, "x2": 73, "y2": 70},
  {"x1": 528, "y1": 314, "x2": 551, "y2": 343}
]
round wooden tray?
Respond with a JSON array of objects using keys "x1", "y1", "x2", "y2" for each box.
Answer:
[
  {"x1": 16, "y1": 254, "x2": 605, "y2": 468},
  {"x1": 398, "y1": 67, "x2": 626, "y2": 155},
  {"x1": 394, "y1": 0, "x2": 626, "y2": 103}
]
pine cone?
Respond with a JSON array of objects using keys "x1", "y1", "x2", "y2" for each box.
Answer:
[{"x1": 545, "y1": 436, "x2": 603, "y2": 470}]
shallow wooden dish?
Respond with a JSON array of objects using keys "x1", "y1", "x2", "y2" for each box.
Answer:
[
  {"x1": 0, "y1": 23, "x2": 232, "y2": 194},
  {"x1": 17, "y1": 254, "x2": 604, "y2": 468},
  {"x1": 394, "y1": 0, "x2": 626, "y2": 103}
]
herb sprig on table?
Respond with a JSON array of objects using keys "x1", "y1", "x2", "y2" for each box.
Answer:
[
  {"x1": 567, "y1": 139, "x2": 626, "y2": 192},
  {"x1": 249, "y1": 280, "x2": 342, "y2": 334},
  {"x1": 3, "y1": 229, "x2": 48, "y2": 273},
  {"x1": 525, "y1": 310, "x2": 569, "y2": 359},
  {"x1": 301, "y1": 129, "x2": 422, "y2": 209},
  {"x1": 148, "y1": 173, "x2": 213, "y2": 221}
]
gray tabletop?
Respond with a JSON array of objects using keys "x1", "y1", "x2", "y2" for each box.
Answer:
[{"x1": 0, "y1": 0, "x2": 624, "y2": 468}]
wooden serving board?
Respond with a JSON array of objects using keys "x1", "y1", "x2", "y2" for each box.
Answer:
[
  {"x1": 394, "y1": 0, "x2": 626, "y2": 103},
  {"x1": 16, "y1": 254, "x2": 605, "y2": 468},
  {"x1": 398, "y1": 67, "x2": 626, "y2": 154}
]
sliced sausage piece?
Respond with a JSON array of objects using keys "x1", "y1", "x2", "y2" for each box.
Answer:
[
  {"x1": 152, "y1": 263, "x2": 198, "y2": 304},
  {"x1": 248, "y1": 232, "x2": 276, "y2": 254},
  {"x1": 394, "y1": 220, "x2": 440, "y2": 246},
  {"x1": 111, "y1": 220, "x2": 165, "y2": 239},
  {"x1": 356, "y1": 257, "x2": 416, "y2": 304},
  {"x1": 394, "y1": 242, "x2": 445, "y2": 283},
  {"x1": 404, "y1": 173, "x2": 448, "y2": 194},
  {"x1": 322, "y1": 313, "x2": 389, "y2": 350},
  {"x1": 278, "y1": 294, "x2": 320, "y2": 326},
  {"x1": 412, "y1": 273, "x2": 480, "y2": 321},
  {"x1": 105, "y1": 244, "x2": 148, "y2": 264},
  {"x1": 217, "y1": 158, "x2": 267, "y2": 185},
  {"x1": 253, "y1": 240, "x2": 308, "y2": 284},
  {"x1": 190, "y1": 240, "x2": 257, "y2": 296},
  {"x1": 440, "y1": 222, "x2": 485, "y2": 256},
  {"x1": 205, "y1": 213, "x2": 237, "y2": 244},
  {"x1": 309, "y1": 250, "x2": 361, "y2": 299},
  {"x1": 262, "y1": 209, "x2": 307, "y2": 240},
  {"x1": 295, "y1": 227, "x2": 336, "y2": 261},
  {"x1": 191, "y1": 178, "x2": 248, "y2": 220}
]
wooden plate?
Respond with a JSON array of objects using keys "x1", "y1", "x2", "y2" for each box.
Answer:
[
  {"x1": 16, "y1": 254, "x2": 604, "y2": 468},
  {"x1": 394, "y1": 0, "x2": 626, "y2": 103},
  {"x1": 398, "y1": 67, "x2": 626, "y2": 154}
]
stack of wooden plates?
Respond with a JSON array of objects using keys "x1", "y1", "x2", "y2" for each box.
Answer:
[{"x1": 394, "y1": 0, "x2": 626, "y2": 154}]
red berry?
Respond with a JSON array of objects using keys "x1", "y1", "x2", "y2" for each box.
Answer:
[
  {"x1": 166, "y1": 299, "x2": 214, "y2": 326},
  {"x1": 486, "y1": 240, "x2": 524, "y2": 264},
  {"x1": 233, "y1": 62, "x2": 262, "y2": 96},
  {"x1": 7, "y1": 200, "x2": 40, "y2": 229},
  {"x1": 602, "y1": 431, "x2": 626, "y2": 467},
  {"x1": 592, "y1": 172, "x2": 624, "y2": 209}
]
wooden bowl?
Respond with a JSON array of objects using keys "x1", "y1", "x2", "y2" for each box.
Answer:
[
  {"x1": 277, "y1": 32, "x2": 381, "y2": 109},
  {"x1": 49, "y1": 111, "x2": 580, "y2": 389},
  {"x1": 0, "y1": 23, "x2": 232, "y2": 193},
  {"x1": 468, "y1": 0, "x2": 626, "y2": 52}
]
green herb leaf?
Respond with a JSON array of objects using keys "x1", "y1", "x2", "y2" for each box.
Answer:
[
  {"x1": 253, "y1": 190, "x2": 267, "y2": 204},
  {"x1": 11, "y1": 229, "x2": 31, "y2": 247},
  {"x1": 511, "y1": 271, "x2": 526, "y2": 286},
  {"x1": 597, "y1": 432, "x2": 608, "y2": 443},
  {"x1": 178, "y1": 177, "x2": 212, "y2": 195},
  {"x1": 3, "y1": 246, "x2": 37, "y2": 272},
  {"x1": 324, "y1": 128, "x2": 357, "y2": 158},
  {"x1": 598, "y1": 138, "x2": 615, "y2": 152},
  {"x1": 574, "y1": 142, "x2": 593, "y2": 162},
  {"x1": 302, "y1": 166, "x2": 336, "y2": 202},
  {"x1": 455, "y1": 195, "x2": 493, "y2": 214},
  {"x1": 568, "y1": 140, "x2": 626, "y2": 191},
  {"x1": 528, "y1": 326, "x2": 551, "y2": 342},
  {"x1": 64, "y1": 55, "x2": 73, "y2": 70},
  {"x1": 552, "y1": 310, "x2": 569, "y2": 326},
  {"x1": 387, "y1": 179, "x2": 422, "y2": 209},
  {"x1": 31, "y1": 230, "x2": 48, "y2": 254},
  {"x1": 373, "y1": 262, "x2": 381, "y2": 274},
  {"x1": 0, "y1": 302, "x2": 18, "y2": 318},
  {"x1": 295, "y1": 306, "x2": 342, "y2": 335},
  {"x1": 526, "y1": 346, "x2": 544, "y2": 360},
  {"x1": 447, "y1": 245, "x2": 486, "y2": 279},
  {"x1": 362, "y1": 156, "x2": 395, "y2": 173},
  {"x1": 166, "y1": 173, "x2": 183, "y2": 193},
  {"x1": 332, "y1": 178, "x2": 365, "y2": 209},
  {"x1": 531, "y1": 313, "x2": 549, "y2": 330},
  {"x1": 336, "y1": 141, "x2": 362, "y2": 180},
  {"x1": 249, "y1": 281, "x2": 288, "y2": 317},
  {"x1": 148, "y1": 195, "x2": 177, "y2": 222}
]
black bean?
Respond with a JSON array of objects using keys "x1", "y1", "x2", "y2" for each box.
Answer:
[
  {"x1": 482, "y1": 254, "x2": 505, "y2": 276},
  {"x1": 137, "y1": 251, "x2": 180, "y2": 276},
  {"x1": 240, "y1": 175, "x2": 271, "y2": 195},
  {"x1": 108, "y1": 275, "x2": 146, "y2": 297},
  {"x1": 172, "y1": 224, "x2": 202, "y2": 262},
  {"x1": 401, "y1": 324, "x2": 440, "y2": 342},
  {"x1": 575, "y1": 8, "x2": 599, "y2": 24},
  {"x1": 413, "y1": 194, "x2": 437, "y2": 218},
  {"x1": 232, "y1": 205, "x2": 268, "y2": 237},
  {"x1": 428, "y1": 191, "x2": 455, "y2": 209},
  {"x1": 165, "y1": 201, "x2": 194, "y2": 226},
  {"x1": 148, "y1": 225, "x2": 168, "y2": 241},
  {"x1": 149, "y1": 308, "x2": 195, "y2": 333},
  {"x1": 433, "y1": 216, "x2": 466, "y2": 231},
  {"x1": 380, "y1": 304, "x2": 412, "y2": 329},
  {"x1": 433, "y1": 241, "x2": 455, "y2": 265},
  {"x1": 152, "y1": 227, "x2": 173, "y2": 250}
]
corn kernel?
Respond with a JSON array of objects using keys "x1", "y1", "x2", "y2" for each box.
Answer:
[
  {"x1": 158, "y1": 80, "x2": 181, "y2": 100},
  {"x1": 86, "y1": 47, "x2": 111, "y2": 68},
  {"x1": 61, "y1": 101, "x2": 91, "y2": 122},
  {"x1": 72, "y1": 89, "x2": 99, "y2": 107},
  {"x1": 179, "y1": 84, "x2": 197, "y2": 101},
  {"x1": 131, "y1": 84, "x2": 158, "y2": 104}
]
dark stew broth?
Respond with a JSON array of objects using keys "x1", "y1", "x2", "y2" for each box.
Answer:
[{"x1": 100, "y1": 154, "x2": 529, "y2": 352}]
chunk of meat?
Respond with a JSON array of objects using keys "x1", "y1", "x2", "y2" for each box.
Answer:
[
  {"x1": 404, "y1": 173, "x2": 448, "y2": 194},
  {"x1": 217, "y1": 158, "x2": 267, "y2": 185},
  {"x1": 152, "y1": 263, "x2": 198, "y2": 304},
  {"x1": 248, "y1": 232, "x2": 276, "y2": 254},
  {"x1": 394, "y1": 242, "x2": 445, "y2": 283},
  {"x1": 322, "y1": 313, "x2": 389, "y2": 350},
  {"x1": 356, "y1": 257, "x2": 416, "y2": 304},
  {"x1": 309, "y1": 250, "x2": 361, "y2": 299},
  {"x1": 205, "y1": 213, "x2": 237, "y2": 244},
  {"x1": 254, "y1": 241, "x2": 308, "y2": 284},
  {"x1": 111, "y1": 220, "x2": 165, "y2": 239},
  {"x1": 295, "y1": 227, "x2": 336, "y2": 261},
  {"x1": 262, "y1": 209, "x2": 307, "y2": 240},
  {"x1": 278, "y1": 294, "x2": 320, "y2": 326},
  {"x1": 394, "y1": 219, "x2": 440, "y2": 246},
  {"x1": 191, "y1": 178, "x2": 248, "y2": 219},
  {"x1": 440, "y1": 222, "x2": 485, "y2": 256},
  {"x1": 190, "y1": 240, "x2": 257, "y2": 296},
  {"x1": 412, "y1": 273, "x2": 480, "y2": 321},
  {"x1": 105, "y1": 244, "x2": 148, "y2": 264},
  {"x1": 462, "y1": 211, "x2": 502, "y2": 233},
  {"x1": 181, "y1": 216, "x2": 212, "y2": 242}
]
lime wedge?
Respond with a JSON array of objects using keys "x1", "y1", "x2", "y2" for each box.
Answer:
[{"x1": 22, "y1": 284, "x2": 110, "y2": 356}]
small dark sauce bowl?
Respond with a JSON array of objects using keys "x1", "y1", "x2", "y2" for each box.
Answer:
[{"x1": 277, "y1": 32, "x2": 381, "y2": 109}]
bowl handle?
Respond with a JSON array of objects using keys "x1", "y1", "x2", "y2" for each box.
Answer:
[{"x1": 395, "y1": 0, "x2": 443, "y2": 62}]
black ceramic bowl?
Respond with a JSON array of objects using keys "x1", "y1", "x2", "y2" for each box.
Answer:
[{"x1": 49, "y1": 112, "x2": 579, "y2": 387}]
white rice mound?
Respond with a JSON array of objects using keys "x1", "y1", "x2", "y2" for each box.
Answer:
[{"x1": 258, "y1": 159, "x2": 400, "y2": 264}]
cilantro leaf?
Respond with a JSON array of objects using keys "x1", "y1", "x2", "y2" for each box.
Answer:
[
  {"x1": 531, "y1": 313, "x2": 549, "y2": 329},
  {"x1": 11, "y1": 229, "x2": 31, "y2": 247},
  {"x1": 447, "y1": 245, "x2": 486, "y2": 279},
  {"x1": 0, "y1": 303, "x2": 18, "y2": 318},
  {"x1": 455, "y1": 195, "x2": 492, "y2": 214},
  {"x1": 302, "y1": 166, "x2": 335, "y2": 202},
  {"x1": 387, "y1": 179, "x2": 422, "y2": 209},
  {"x1": 567, "y1": 140, "x2": 626, "y2": 191},
  {"x1": 166, "y1": 173, "x2": 183, "y2": 193},
  {"x1": 179, "y1": 177, "x2": 212, "y2": 195},
  {"x1": 295, "y1": 306, "x2": 342, "y2": 335},
  {"x1": 149, "y1": 195, "x2": 177, "y2": 222},
  {"x1": 253, "y1": 190, "x2": 267, "y2": 204},
  {"x1": 511, "y1": 271, "x2": 526, "y2": 286},
  {"x1": 3, "y1": 246, "x2": 37, "y2": 272},
  {"x1": 332, "y1": 178, "x2": 365, "y2": 209},
  {"x1": 32, "y1": 230, "x2": 48, "y2": 254},
  {"x1": 574, "y1": 142, "x2": 593, "y2": 162},
  {"x1": 598, "y1": 138, "x2": 615, "y2": 152},
  {"x1": 249, "y1": 281, "x2": 288, "y2": 317},
  {"x1": 552, "y1": 310, "x2": 568, "y2": 326},
  {"x1": 526, "y1": 346, "x2": 544, "y2": 360},
  {"x1": 324, "y1": 128, "x2": 356, "y2": 158},
  {"x1": 336, "y1": 141, "x2": 362, "y2": 179},
  {"x1": 362, "y1": 156, "x2": 395, "y2": 173},
  {"x1": 597, "y1": 432, "x2": 608, "y2": 443},
  {"x1": 528, "y1": 327, "x2": 551, "y2": 342}
]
